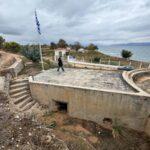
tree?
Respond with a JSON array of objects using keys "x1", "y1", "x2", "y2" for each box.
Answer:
[
  {"x1": 73, "y1": 42, "x2": 82, "y2": 51},
  {"x1": 0, "y1": 36, "x2": 5, "y2": 49},
  {"x1": 4, "y1": 42, "x2": 21, "y2": 53},
  {"x1": 50, "y1": 42, "x2": 57, "y2": 50},
  {"x1": 57, "y1": 39, "x2": 68, "y2": 48},
  {"x1": 86, "y1": 43, "x2": 98, "y2": 51},
  {"x1": 121, "y1": 49, "x2": 133, "y2": 59}
]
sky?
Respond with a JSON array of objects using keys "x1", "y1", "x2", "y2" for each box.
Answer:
[{"x1": 0, "y1": 0, "x2": 150, "y2": 45}]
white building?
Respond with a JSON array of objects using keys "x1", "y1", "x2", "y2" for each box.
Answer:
[
  {"x1": 54, "y1": 48, "x2": 69, "y2": 61},
  {"x1": 78, "y1": 48, "x2": 86, "y2": 53}
]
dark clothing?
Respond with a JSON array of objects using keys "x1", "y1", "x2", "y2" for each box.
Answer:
[
  {"x1": 58, "y1": 57, "x2": 63, "y2": 67},
  {"x1": 57, "y1": 66, "x2": 64, "y2": 72},
  {"x1": 57, "y1": 57, "x2": 64, "y2": 72}
]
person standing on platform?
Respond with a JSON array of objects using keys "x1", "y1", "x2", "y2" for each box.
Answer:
[{"x1": 57, "y1": 56, "x2": 65, "y2": 72}]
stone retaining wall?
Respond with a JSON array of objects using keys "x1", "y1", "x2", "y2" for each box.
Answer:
[{"x1": 29, "y1": 77, "x2": 150, "y2": 136}]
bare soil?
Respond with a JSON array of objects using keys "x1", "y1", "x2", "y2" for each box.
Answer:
[
  {"x1": 0, "y1": 98, "x2": 68, "y2": 150},
  {"x1": 0, "y1": 51, "x2": 16, "y2": 68},
  {"x1": 38, "y1": 111, "x2": 150, "y2": 150},
  {"x1": 1, "y1": 96, "x2": 149, "y2": 150}
]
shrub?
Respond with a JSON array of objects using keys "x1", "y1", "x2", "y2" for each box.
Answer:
[
  {"x1": 48, "y1": 121, "x2": 57, "y2": 128},
  {"x1": 121, "y1": 49, "x2": 133, "y2": 59},
  {"x1": 86, "y1": 43, "x2": 98, "y2": 51},
  {"x1": 93, "y1": 57, "x2": 100, "y2": 63},
  {"x1": 0, "y1": 36, "x2": 5, "y2": 49},
  {"x1": 21, "y1": 45, "x2": 40, "y2": 62},
  {"x1": 4, "y1": 42, "x2": 21, "y2": 52}
]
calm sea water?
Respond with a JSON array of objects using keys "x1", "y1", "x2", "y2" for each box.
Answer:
[{"x1": 99, "y1": 45, "x2": 150, "y2": 62}]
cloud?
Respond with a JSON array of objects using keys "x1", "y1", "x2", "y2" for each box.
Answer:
[{"x1": 0, "y1": 0, "x2": 150, "y2": 44}]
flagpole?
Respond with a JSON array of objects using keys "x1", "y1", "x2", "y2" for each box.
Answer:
[
  {"x1": 35, "y1": 9, "x2": 44, "y2": 71},
  {"x1": 38, "y1": 37, "x2": 44, "y2": 71}
]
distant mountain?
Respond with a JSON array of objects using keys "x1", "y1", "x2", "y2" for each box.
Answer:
[{"x1": 111, "y1": 42, "x2": 150, "y2": 46}]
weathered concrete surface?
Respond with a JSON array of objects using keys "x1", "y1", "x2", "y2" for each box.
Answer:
[
  {"x1": 68, "y1": 60, "x2": 119, "y2": 71},
  {"x1": 0, "y1": 51, "x2": 24, "y2": 77},
  {"x1": 123, "y1": 68, "x2": 150, "y2": 95},
  {"x1": 0, "y1": 74, "x2": 12, "y2": 99},
  {"x1": 29, "y1": 81, "x2": 150, "y2": 135},
  {"x1": 33, "y1": 68, "x2": 134, "y2": 92},
  {"x1": 29, "y1": 69, "x2": 150, "y2": 135},
  {"x1": 0, "y1": 57, "x2": 24, "y2": 77},
  {"x1": 9, "y1": 58, "x2": 24, "y2": 77},
  {"x1": 0, "y1": 76, "x2": 5, "y2": 92},
  {"x1": 0, "y1": 76, "x2": 7, "y2": 100}
]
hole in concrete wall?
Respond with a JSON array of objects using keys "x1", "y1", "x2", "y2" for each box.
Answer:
[
  {"x1": 55, "y1": 101, "x2": 68, "y2": 113},
  {"x1": 103, "y1": 118, "x2": 113, "y2": 124}
]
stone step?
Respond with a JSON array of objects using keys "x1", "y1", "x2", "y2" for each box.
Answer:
[
  {"x1": 32, "y1": 102, "x2": 42, "y2": 110},
  {"x1": 11, "y1": 90, "x2": 29, "y2": 99},
  {"x1": 33, "y1": 102, "x2": 42, "y2": 110},
  {"x1": 10, "y1": 82, "x2": 28, "y2": 89},
  {"x1": 9, "y1": 86, "x2": 29, "y2": 95},
  {"x1": 11, "y1": 79, "x2": 28, "y2": 85},
  {"x1": 13, "y1": 94, "x2": 30, "y2": 104},
  {"x1": 19, "y1": 97, "x2": 33, "y2": 108},
  {"x1": 22, "y1": 100, "x2": 36, "y2": 111}
]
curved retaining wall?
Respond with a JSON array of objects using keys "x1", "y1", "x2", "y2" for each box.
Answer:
[
  {"x1": 0, "y1": 56, "x2": 24, "y2": 98},
  {"x1": 122, "y1": 69, "x2": 150, "y2": 96},
  {"x1": 0, "y1": 57, "x2": 24, "y2": 77}
]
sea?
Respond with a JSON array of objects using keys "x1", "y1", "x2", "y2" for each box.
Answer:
[{"x1": 98, "y1": 45, "x2": 150, "y2": 62}]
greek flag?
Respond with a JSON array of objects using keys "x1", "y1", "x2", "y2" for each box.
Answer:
[{"x1": 35, "y1": 10, "x2": 41, "y2": 35}]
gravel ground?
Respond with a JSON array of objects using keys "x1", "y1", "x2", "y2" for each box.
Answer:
[
  {"x1": 34, "y1": 68, "x2": 134, "y2": 92},
  {"x1": 0, "y1": 98, "x2": 68, "y2": 150}
]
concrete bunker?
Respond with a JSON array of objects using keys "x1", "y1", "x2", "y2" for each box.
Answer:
[
  {"x1": 29, "y1": 69, "x2": 150, "y2": 136},
  {"x1": 53, "y1": 100, "x2": 68, "y2": 113}
]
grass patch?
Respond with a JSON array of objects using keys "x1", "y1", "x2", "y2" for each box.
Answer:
[{"x1": 47, "y1": 121, "x2": 57, "y2": 129}]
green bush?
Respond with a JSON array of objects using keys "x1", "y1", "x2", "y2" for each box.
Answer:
[
  {"x1": 121, "y1": 49, "x2": 133, "y2": 59},
  {"x1": 93, "y1": 57, "x2": 100, "y2": 63},
  {"x1": 4, "y1": 42, "x2": 21, "y2": 52},
  {"x1": 21, "y1": 45, "x2": 40, "y2": 62},
  {"x1": 86, "y1": 43, "x2": 98, "y2": 51},
  {"x1": 0, "y1": 36, "x2": 5, "y2": 49}
]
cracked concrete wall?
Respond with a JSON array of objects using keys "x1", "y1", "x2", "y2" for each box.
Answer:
[{"x1": 29, "y1": 81, "x2": 150, "y2": 136}]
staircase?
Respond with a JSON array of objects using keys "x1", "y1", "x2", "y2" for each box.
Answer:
[{"x1": 9, "y1": 78, "x2": 40, "y2": 112}]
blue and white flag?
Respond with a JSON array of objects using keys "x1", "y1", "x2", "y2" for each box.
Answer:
[{"x1": 35, "y1": 10, "x2": 41, "y2": 35}]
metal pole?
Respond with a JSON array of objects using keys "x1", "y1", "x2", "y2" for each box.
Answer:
[
  {"x1": 99, "y1": 59, "x2": 101, "y2": 64},
  {"x1": 139, "y1": 62, "x2": 142, "y2": 69},
  {"x1": 38, "y1": 38, "x2": 44, "y2": 71}
]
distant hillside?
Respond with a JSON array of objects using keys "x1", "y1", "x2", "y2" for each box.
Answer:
[{"x1": 111, "y1": 42, "x2": 150, "y2": 46}]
